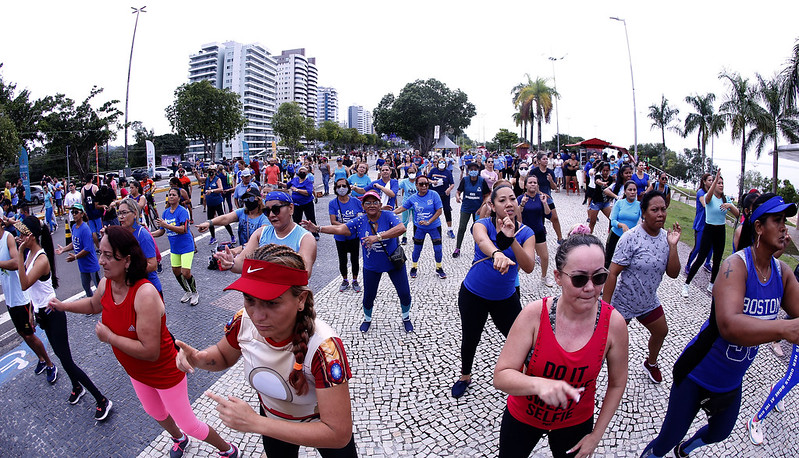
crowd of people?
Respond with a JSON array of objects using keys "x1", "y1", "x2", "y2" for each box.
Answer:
[{"x1": 1, "y1": 147, "x2": 798, "y2": 458}]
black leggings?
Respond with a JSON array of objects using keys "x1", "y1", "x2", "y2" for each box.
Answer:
[
  {"x1": 605, "y1": 231, "x2": 621, "y2": 269},
  {"x1": 259, "y1": 407, "x2": 357, "y2": 457},
  {"x1": 499, "y1": 407, "x2": 593, "y2": 458},
  {"x1": 335, "y1": 238, "x2": 360, "y2": 279},
  {"x1": 458, "y1": 283, "x2": 521, "y2": 375},
  {"x1": 292, "y1": 202, "x2": 317, "y2": 225},
  {"x1": 455, "y1": 211, "x2": 478, "y2": 250},
  {"x1": 35, "y1": 309, "x2": 105, "y2": 402},
  {"x1": 686, "y1": 223, "x2": 725, "y2": 284},
  {"x1": 207, "y1": 203, "x2": 233, "y2": 239}
]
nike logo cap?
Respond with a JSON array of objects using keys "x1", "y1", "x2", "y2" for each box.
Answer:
[{"x1": 224, "y1": 258, "x2": 308, "y2": 301}]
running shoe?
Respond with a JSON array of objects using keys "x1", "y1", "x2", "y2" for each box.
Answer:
[
  {"x1": 190, "y1": 291, "x2": 200, "y2": 306},
  {"x1": 672, "y1": 441, "x2": 689, "y2": 458},
  {"x1": 170, "y1": 435, "x2": 190, "y2": 458},
  {"x1": 359, "y1": 321, "x2": 371, "y2": 333},
  {"x1": 218, "y1": 443, "x2": 239, "y2": 458},
  {"x1": 209, "y1": 237, "x2": 217, "y2": 245},
  {"x1": 681, "y1": 284, "x2": 690, "y2": 298},
  {"x1": 157, "y1": 262, "x2": 163, "y2": 273},
  {"x1": 747, "y1": 416, "x2": 764, "y2": 445},
  {"x1": 352, "y1": 280, "x2": 361, "y2": 293},
  {"x1": 451, "y1": 378, "x2": 471, "y2": 398},
  {"x1": 706, "y1": 282, "x2": 714, "y2": 294},
  {"x1": 452, "y1": 248, "x2": 460, "y2": 258},
  {"x1": 772, "y1": 383, "x2": 786, "y2": 412},
  {"x1": 180, "y1": 291, "x2": 192, "y2": 303},
  {"x1": 68, "y1": 386, "x2": 85, "y2": 405},
  {"x1": 771, "y1": 341, "x2": 785, "y2": 357},
  {"x1": 447, "y1": 229, "x2": 455, "y2": 239},
  {"x1": 436, "y1": 268, "x2": 447, "y2": 279},
  {"x1": 34, "y1": 360, "x2": 47, "y2": 375},
  {"x1": 339, "y1": 280, "x2": 349, "y2": 292},
  {"x1": 403, "y1": 318, "x2": 414, "y2": 333},
  {"x1": 409, "y1": 267, "x2": 418, "y2": 279},
  {"x1": 684, "y1": 265, "x2": 690, "y2": 276},
  {"x1": 401, "y1": 236, "x2": 407, "y2": 245},
  {"x1": 95, "y1": 399, "x2": 113, "y2": 421},
  {"x1": 46, "y1": 365, "x2": 58, "y2": 384},
  {"x1": 230, "y1": 235, "x2": 236, "y2": 245},
  {"x1": 643, "y1": 360, "x2": 663, "y2": 383},
  {"x1": 703, "y1": 263, "x2": 711, "y2": 273},
  {"x1": 544, "y1": 277, "x2": 554, "y2": 288}
]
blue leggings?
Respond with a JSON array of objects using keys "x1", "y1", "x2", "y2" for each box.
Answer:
[
  {"x1": 685, "y1": 228, "x2": 712, "y2": 270},
  {"x1": 80, "y1": 271, "x2": 101, "y2": 298},
  {"x1": 412, "y1": 225, "x2": 442, "y2": 263},
  {"x1": 45, "y1": 207, "x2": 55, "y2": 232},
  {"x1": 642, "y1": 378, "x2": 741, "y2": 457},
  {"x1": 757, "y1": 344, "x2": 799, "y2": 421},
  {"x1": 362, "y1": 267, "x2": 412, "y2": 321}
]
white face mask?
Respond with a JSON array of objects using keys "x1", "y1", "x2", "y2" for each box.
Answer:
[
  {"x1": 408, "y1": 173, "x2": 417, "y2": 179},
  {"x1": 438, "y1": 163, "x2": 446, "y2": 169},
  {"x1": 336, "y1": 187, "x2": 349, "y2": 196}
]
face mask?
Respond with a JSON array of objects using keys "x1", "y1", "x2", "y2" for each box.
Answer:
[
  {"x1": 469, "y1": 170, "x2": 479, "y2": 177},
  {"x1": 519, "y1": 169, "x2": 528, "y2": 176},
  {"x1": 336, "y1": 187, "x2": 349, "y2": 196},
  {"x1": 244, "y1": 200, "x2": 259, "y2": 211},
  {"x1": 298, "y1": 172, "x2": 307, "y2": 179},
  {"x1": 408, "y1": 173, "x2": 417, "y2": 179},
  {"x1": 438, "y1": 163, "x2": 446, "y2": 169}
]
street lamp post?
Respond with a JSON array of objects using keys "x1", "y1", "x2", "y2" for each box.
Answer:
[
  {"x1": 610, "y1": 16, "x2": 638, "y2": 161},
  {"x1": 548, "y1": 55, "x2": 565, "y2": 154},
  {"x1": 124, "y1": 6, "x2": 147, "y2": 176}
]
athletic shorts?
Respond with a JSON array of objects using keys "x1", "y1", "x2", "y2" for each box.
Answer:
[
  {"x1": 534, "y1": 230, "x2": 546, "y2": 244},
  {"x1": 87, "y1": 217, "x2": 103, "y2": 234},
  {"x1": 623, "y1": 305, "x2": 665, "y2": 326},
  {"x1": 7, "y1": 304, "x2": 34, "y2": 336},
  {"x1": 589, "y1": 201, "x2": 612, "y2": 211},
  {"x1": 414, "y1": 225, "x2": 442, "y2": 241},
  {"x1": 170, "y1": 251, "x2": 194, "y2": 269}
]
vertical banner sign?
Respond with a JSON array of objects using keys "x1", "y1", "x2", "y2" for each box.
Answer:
[
  {"x1": 95, "y1": 143, "x2": 100, "y2": 185},
  {"x1": 145, "y1": 140, "x2": 155, "y2": 178},
  {"x1": 271, "y1": 140, "x2": 277, "y2": 159},
  {"x1": 434, "y1": 125, "x2": 440, "y2": 140},
  {"x1": 19, "y1": 146, "x2": 30, "y2": 203},
  {"x1": 242, "y1": 141, "x2": 250, "y2": 165}
]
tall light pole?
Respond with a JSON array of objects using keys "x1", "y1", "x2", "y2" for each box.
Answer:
[
  {"x1": 610, "y1": 16, "x2": 638, "y2": 161},
  {"x1": 124, "y1": 6, "x2": 147, "y2": 176},
  {"x1": 548, "y1": 55, "x2": 565, "y2": 154}
]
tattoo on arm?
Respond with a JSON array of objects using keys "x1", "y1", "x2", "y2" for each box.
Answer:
[
  {"x1": 724, "y1": 261, "x2": 733, "y2": 279},
  {"x1": 208, "y1": 359, "x2": 216, "y2": 366}
]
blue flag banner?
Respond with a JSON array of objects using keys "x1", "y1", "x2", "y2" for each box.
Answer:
[
  {"x1": 19, "y1": 146, "x2": 30, "y2": 203},
  {"x1": 242, "y1": 141, "x2": 250, "y2": 165}
]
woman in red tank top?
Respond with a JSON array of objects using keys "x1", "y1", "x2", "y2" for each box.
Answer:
[
  {"x1": 494, "y1": 234, "x2": 629, "y2": 458},
  {"x1": 49, "y1": 226, "x2": 239, "y2": 458}
]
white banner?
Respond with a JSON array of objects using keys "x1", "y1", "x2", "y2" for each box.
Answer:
[
  {"x1": 434, "y1": 125, "x2": 440, "y2": 140},
  {"x1": 146, "y1": 140, "x2": 156, "y2": 178}
]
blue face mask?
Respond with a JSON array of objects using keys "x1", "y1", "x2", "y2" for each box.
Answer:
[{"x1": 468, "y1": 170, "x2": 479, "y2": 177}]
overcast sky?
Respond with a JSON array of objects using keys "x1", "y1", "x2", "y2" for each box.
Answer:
[{"x1": 2, "y1": 0, "x2": 799, "y2": 192}]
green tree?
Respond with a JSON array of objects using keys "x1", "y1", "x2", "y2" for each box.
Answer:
[
  {"x1": 543, "y1": 134, "x2": 584, "y2": 152},
  {"x1": 782, "y1": 38, "x2": 799, "y2": 111},
  {"x1": 373, "y1": 79, "x2": 476, "y2": 154},
  {"x1": 681, "y1": 93, "x2": 717, "y2": 173},
  {"x1": 271, "y1": 102, "x2": 307, "y2": 152},
  {"x1": 719, "y1": 70, "x2": 760, "y2": 203},
  {"x1": 746, "y1": 73, "x2": 799, "y2": 193},
  {"x1": 165, "y1": 80, "x2": 246, "y2": 161},
  {"x1": 677, "y1": 148, "x2": 715, "y2": 184},
  {"x1": 513, "y1": 75, "x2": 558, "y2": 150},
  {"x1": 647, "y1": 95, "x2": 680, "y2": 166},
  {"x1": 492, "y1": 128, "x2": 519, "y2": 151}
]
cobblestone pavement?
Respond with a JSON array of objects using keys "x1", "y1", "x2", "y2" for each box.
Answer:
[{"x1": 3, "y1": 170, "x2": 798, "y2": 457}]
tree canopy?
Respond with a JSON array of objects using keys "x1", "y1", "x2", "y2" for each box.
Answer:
[
  {"x1": 373, "y1": 78, "x2": 475, "y2": 154},
  {"x1": 165, "y1": 80, "x2": 246, "y2": 161},
  {"x1": 492, "y1": 128, "x2": 519, "y2": 151},
  {"x1": 272, "y1": 102, "x2": 308, "y2": 152}
]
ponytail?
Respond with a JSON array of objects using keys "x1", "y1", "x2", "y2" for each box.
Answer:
[{"x1": 39, "y1": 224, "x2": 58, "y2": 289}]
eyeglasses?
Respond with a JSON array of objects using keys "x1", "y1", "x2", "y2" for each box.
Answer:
[
  {"x1": 264, "y1": 203, "x2": 289, "y2": 215},
  {"x1": 561, "y1": 270, "x2": 609, "y2": 288},
  {"x1": 116, "y1": 210, "x2": 132, "y2": 217},
  {"x1": 70, "y1": 209, "x2": 82, "y2": 215},
  {"x1": 486, "y1": 161, "x2": 494, "y2": 163},
  {"x1": 335, "y1": 185, "x2": 349, "y2": 190},
  {"x1": 416, "y1": 182, "x2": 429, "y2": 187},
  {"x1": 242, "y1": 196, "x2": 259, "y2": 203},
  {"x1": 363, "y1": 200, "x2": 381, "y2": 207}
]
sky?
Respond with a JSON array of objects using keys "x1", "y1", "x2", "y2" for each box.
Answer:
[{"x1": 2, "y1": 0, "x2": 799, "y2": 194}]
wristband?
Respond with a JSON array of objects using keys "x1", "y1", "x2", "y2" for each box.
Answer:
[{"x1": 491, "y1": 250, "x2": 502, "y2": 259}]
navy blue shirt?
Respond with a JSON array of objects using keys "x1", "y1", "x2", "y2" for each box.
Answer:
[
  {"x1": 428, "y1": 168, "x2": 454, "y2": 199},
  {"x1": 457, "y1": 176, "x2": 489, "y2": 214},
  {"x1": 329, "y1": 197, "x2": 363, "y2": 242}
]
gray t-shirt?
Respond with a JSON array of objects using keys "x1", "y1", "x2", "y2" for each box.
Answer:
[{"x1": 610, "y1": 224, "x2": 669, "y2": 320}]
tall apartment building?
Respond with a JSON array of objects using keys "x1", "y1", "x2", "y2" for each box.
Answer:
[
  {"x1": 276, "y1": 49, "x2": 318, "y2": 120},
  {"x1": 187, "y1": 41, "x2": 277, "y2": 158},
  {"x1": 316, "y1": 86, "x2": 339, "y2": 126},
  {"x1": 347, "y1": 105, "x2": 373, "y2": 135}
]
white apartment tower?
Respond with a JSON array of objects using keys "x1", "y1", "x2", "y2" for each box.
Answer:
[
  {"x1": 187, "y1": 41, "x2": 277, "y2": 158},
  {"x1": 276, "y1": 49, "x2": 318, "y2": 120},
  {"x1": 348, "y1": 105, "x2": 373, "y2": 135},
  {"x1": 316, "y1": 86, "x2": 339, "y2": 126}
]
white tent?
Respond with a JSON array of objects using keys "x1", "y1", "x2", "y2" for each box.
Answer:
[{"x1": 433, "y1": 136, "x2": 459, "y2": 150}]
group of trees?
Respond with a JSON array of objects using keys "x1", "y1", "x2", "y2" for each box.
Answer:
[
  {"x1": 647, "y1": 38, "x2": 799, "y2": 201},
  {"x1": 511, "y1": 75, "x2": 558, "y2": 151}
]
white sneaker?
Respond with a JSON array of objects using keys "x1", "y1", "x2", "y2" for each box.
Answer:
[
  {"x1": 681, "y1": 284, "x2": 690, "y2": 298},
  {"x1": 190, "y1": 291, "x2": 200, "y2": 306},
  {"x1": 747, "y1": 416, "x2": 764, "y2": 445},
  {"x1": 543, "y1": 276, "x2": 554, "y2": 288},
  {"x1": 180, "y1": 291, "x2": 192, "y2": 303},
  {"x1": 772, "y1": 384, "x2": 786, "y2": 413},
  {"x1": 707, "y1": 282, "x2": 714, "y2": 293}
]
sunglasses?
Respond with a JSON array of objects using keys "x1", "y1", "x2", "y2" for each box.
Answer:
[
  {"x1": 561, "y1": 269, "x2": 609, "y2": 288},
  {"x1": 242, "y1": 196, "x2": 259, "y2": 203},
  {"x1": 70, "y1": 209, "x2": 82, "y2": 214},
  {"x1": 264, "y1": 203, "x2": 289, "y2": 215},
  {"x1": 416, "y1": 182, "x2": 429, "y2": 187},
  {"x1": 335, "y1": 185, "x2": 349, "y2": 190}
]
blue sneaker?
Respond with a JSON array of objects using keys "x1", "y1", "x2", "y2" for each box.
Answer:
[
  {"x1": 436, "y1": 268, "x2": 447, "y2": 279},
  {"x1": 447, "y1": 229, "x2": 455, "y2": 239},
  {"x1": 451, "y1": 378, "x2": 471, "y2": 398},
  {"x1": 170, "y1": 435, "x2": 190, "y2": 458},
  {"x1": 352, "y1": 280, "x2": 361, "y2": 293},
  {"x1": 218, "y1": 443, "x2": 239, "y2": 458},
  {"x1": 403, "y1": 319, "x2": 414, "y2": 333},
  {"x1": 230, "y1": 235, "x2": 236, "y2": 245},
  {"x1": 359, "y1": 321, "x2": 371, "y2": 333},
  {"x1": 34, "y1": 360, "x2": 47, "y2": 375},
  {"x1": 46, "y1": 365, "x2": 58, "y2": 384},
  {"x1": 703, "y1": 263, "x2": 712, "y2": 273},
  {"x1": 409, "y1": 267, "x2": 418, "y2": 279},
  {"x1": 209, "y1": 237, "x2": 217, "y2": 245}
]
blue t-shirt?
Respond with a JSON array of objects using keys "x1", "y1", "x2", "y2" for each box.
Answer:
[
  {"x1": 631, "y1": 172, "x2": 649, "y2": 197},
  {"x1": 398, "y1": 178, "x2": 418, "y2": 203},
  {"x1": 288, "y1": 177, "x2": 315, "y2": 206},
  {"x1": 233, "y1": 182, "x2": 260, "y2": 201},
  {"x1": 54, "y1": 183, "x2": 63, "y2": 200},
  {"x1": 329, "y1": 197, "x2": 363, "y2": 242},
  {"x1": 345, "y1": 211, "x2": 402, "y2": 273},
  {"x1": 44, "y1": 191, "x2": 53, "y2": 209},
  {"x1": 72, "y1": 222, "x2": 100, "y2": 273},
  {"x1": 348, "y1": 174, "x2": 372, "y2": 198},
  {"x1": 234, "y1": 209, "x2": 271, "y2": 244},
  {"x1": 458, "y1": 176, "x2": 489, "y2": 214},
  {"x1": 463, "y1": 218, "x2": 534, "y2": 300},
  {"x1": 517, "y1": 194, "x2": 546, "y2": 236},
  {"x1": 609, "y1": 198, "x2": 642, "y2": 237},
  {"x1": 693, "y1": 189, "x2": 707, "y2": 231},
  {"x1": 364, "y1": 178, "x2": 399, "y2": 209},
  {"x1": 462, "y1": 154, "x2": 473, "y2": 166},
  {"x1": 132, "y1": 224, "x2": 162, "y2": 292},
  {"x1": 205, "y1": 175, "x2": 224, "y2": 207},
  {"x1": 162, "y1": 205, "x2": 193, "y2": 254},
  {"x1": 402, "y1": 191, "x2": 443, "y2": 227},
  {"x1": 428, "y1": 168, "x2": 454, "y2": 198}
]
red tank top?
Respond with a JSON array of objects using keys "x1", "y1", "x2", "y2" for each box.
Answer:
[
  {"x1": 506, "y1": 297, "x2": 612, "y2": 429},
  {"x1": 101, "y1": 278, "x2": 184, "y2": 389}
]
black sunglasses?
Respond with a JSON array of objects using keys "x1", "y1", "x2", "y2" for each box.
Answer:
[
  {"x1": 416, "y1": 182, "x2": 429, "y2": 186},
  {"x1": 264, "y1": 203, "x2": 289, "y2": 215},
  {"x1": 561, "y1": 270, "x2": 609, "y2": 288},
  {"x1": 242, "y1": 196, "x2": 259, "y2": 203}
]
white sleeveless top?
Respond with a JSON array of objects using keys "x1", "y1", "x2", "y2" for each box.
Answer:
[
  {"x1": 25, "y1": 249, "x2": 55, "y2": 312},
  {"x1": 0, "y1": 231, "x2": 30, "y2": 307}
]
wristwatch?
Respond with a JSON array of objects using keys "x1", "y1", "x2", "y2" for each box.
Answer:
[{"x1": 377, "y1": 232, "x2": 383, "y2": 241}]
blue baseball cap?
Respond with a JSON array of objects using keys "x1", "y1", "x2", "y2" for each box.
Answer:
[
  {"x1": 263, "y1": 191, "x2": 293, "y2": 204},
  {"x1": 751, "y1": 196, "x2": 797, "y2": 222}
]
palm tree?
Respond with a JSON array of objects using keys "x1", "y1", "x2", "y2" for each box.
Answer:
[
  {"x1": 719, "y1": 70, "x2": 760, "y2": 203},
  {"x1": 682, "y1": 93, "x2": 716, "y2": 173},
  {"x1": 647, "y1": 95, "x2": 679, "y2": 166},
  {"x1": 706, "y1": 112, "x2": 726, "y2": 166},
  {"x1": 514, "y1": 76, "x2": 558, "y2": 150},
  {"x1": 511, "y1": 112, "x2": 523, "y2": 141},
  {"x1": 511, "y1": 78, "x2": 532, "y2": 142},
  {"x1": 746, "y1": 73, "x2": 799, "y2": 193},
  {"x1": 782, "y1": 38, "x2": 799, "y2": 111}
]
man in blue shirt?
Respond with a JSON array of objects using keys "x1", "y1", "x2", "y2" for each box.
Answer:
[{"x1": 232, "y1": 168, "x2": 260, "y2": 208}]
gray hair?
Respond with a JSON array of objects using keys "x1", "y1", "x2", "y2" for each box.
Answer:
[{"x1": 118, "y1": 198, "x2": 141, "y2": 221}]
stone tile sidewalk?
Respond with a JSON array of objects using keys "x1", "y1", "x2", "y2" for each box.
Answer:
[{"x1": 138, "y1": 189, "x2": 798, "y2": 458}]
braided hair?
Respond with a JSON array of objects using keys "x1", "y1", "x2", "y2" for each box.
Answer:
[{"x1": 249, "y1": 243, "x2": 316, "y2": 396}]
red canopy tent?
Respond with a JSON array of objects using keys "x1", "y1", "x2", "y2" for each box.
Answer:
[{"x1": 564, "y1": 138, "x2": 628, "y2": 154}]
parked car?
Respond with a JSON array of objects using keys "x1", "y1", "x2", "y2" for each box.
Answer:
[
  {"x1": 153, "y1": 166, "x2": 170, "y2": 180},
  {"x1": 130, "y1": 168, "x2": 149, "y2": 181},
  {"x1": 28, "y1": 185, "x2": 45, "y2": 205}
]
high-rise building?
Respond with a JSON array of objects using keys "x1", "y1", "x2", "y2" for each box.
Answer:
[
  {"x1": 347, "y1": 105, "x2": 373, "y2": 135},
  {"x1": 276, "y1": 49, "x2": 318, "y2": 120},
  {"x1": 187, "y1": 41, "x2": 277, "y2": 159},
  {"x1": 316, "y1": 86, "x2": 338, "y2": 126}
]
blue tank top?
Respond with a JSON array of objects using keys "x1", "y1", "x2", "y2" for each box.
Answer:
[
  {"x1": 258, "y1": 223, "x2": 311, "y2": 253},
  {"x1": 686, "y1": 247, "x2": 783, "y2": 392}
]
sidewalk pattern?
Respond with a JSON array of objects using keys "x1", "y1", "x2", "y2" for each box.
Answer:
[{"x1": 138, "y1": 190, "x2": 799, "y2": 457}]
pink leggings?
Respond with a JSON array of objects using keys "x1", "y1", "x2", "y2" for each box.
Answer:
[{"x1": 130, "y1": 376, "x2": 210, "y2": 440}]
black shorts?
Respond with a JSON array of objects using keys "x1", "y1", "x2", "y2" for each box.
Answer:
[
  {"x1": 534, "y1": 230, "x2": 547, "y2": 244},
  {"x1": 7, "y1": 304, "x2": 34, "y2": 336}
]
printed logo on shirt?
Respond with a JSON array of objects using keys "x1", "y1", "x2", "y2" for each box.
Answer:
[{"x1": 128, "y1": 325, "x2": 136, "y2": 332}]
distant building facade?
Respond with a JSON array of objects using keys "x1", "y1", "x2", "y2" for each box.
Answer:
[
  {"x1": 316, "y1": 86, "x2": 339, "y2": 126},
  {"x1": 347, "y1": 105, "x2": 373, "y2": 135},
  {"x1": 276, "y1": 49, "x2": 318, "y2": 121}
]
